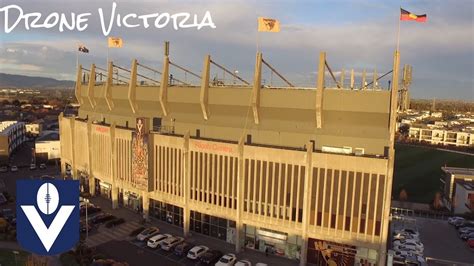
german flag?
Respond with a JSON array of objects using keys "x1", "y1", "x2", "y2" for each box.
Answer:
[{"x1": 400, "y1": 8, "x2": 427, "y2": 22}]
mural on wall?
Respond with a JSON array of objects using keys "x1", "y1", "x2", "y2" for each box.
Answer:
[
  {"x1": 307, "y1": 238, "x2": 356, "y2": 266},
  {"x1": 132, "y1": 117, "x2": 149, "y2": 190}
]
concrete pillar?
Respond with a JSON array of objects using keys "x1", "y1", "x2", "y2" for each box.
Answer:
[
  {"x1": 111, "y1": 185, "x2": 119, "y2": 209},
  {"x1": 87, "y1": 119, "x2": 95, "y2": 196},
  {"x1": 89, "y1": 176, "x2": 95, "y2": 196},
  {"x1": 183, "y1": 132, "x2": 191, "y2": 237},
  {"x1": 60, "y1": 161, "x2": 66, "y2": 178},
  {"x1": 252, "y1": 52, "x2": 263, "y2": 125},
  {"x1": 315, "y1": 52, "x2": 326, "y2": 129},
  {"x1": 142, "y1": 192, "x2": 150, "y2": 221},
  {"x1": 235, "y1": 137, "x2": 245, "y2": 253},
  {"x1": 299, "y1": 141, "x2": 314, "y2": 266}
]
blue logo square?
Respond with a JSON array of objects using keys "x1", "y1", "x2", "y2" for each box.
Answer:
[{"x1": 16, "y1": 180, "x2": 80, "y2": 255}]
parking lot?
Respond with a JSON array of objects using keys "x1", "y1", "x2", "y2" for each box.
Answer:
[
  {"x1": 390, "y1": 215, "x2": 474, "y2": 265},
  {"x1": 417, "y1": 217, "x2": 474, "y2": 264},
  {"x1": 88, "y1": 196, "x2": 299, "y2": 266}
]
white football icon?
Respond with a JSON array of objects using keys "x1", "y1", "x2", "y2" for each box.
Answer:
[{"x1": 36, "y1": 183, "x2": 59, "y2": 215}]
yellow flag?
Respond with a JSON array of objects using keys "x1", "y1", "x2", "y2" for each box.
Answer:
[
  {"x1": 258, "y1": 17, "x2": 280, "y2": 32},
  {"x1": 108, "y1": 37, "x2": 123, "y2": 48}
]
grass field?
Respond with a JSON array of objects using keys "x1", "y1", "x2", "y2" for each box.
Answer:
[{"x1": 393, "y1": 144, "x2": 474, "y2": 203}]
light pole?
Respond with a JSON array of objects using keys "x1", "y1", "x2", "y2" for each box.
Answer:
[
  {"x1": 84, "y1": 198, "x2": 90, "y2": 240},
  {"x1": 12, "y1": 250, "x2": 19, "y2": 266}
]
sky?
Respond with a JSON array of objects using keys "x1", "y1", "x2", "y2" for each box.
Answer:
[{"x1": 0, "y1": 0, "x2": 473, "y2": 100}]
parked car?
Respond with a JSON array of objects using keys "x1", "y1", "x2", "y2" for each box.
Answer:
[
  {"x1": 10, "y1": 166, "x2": 18, "y2": 172},
  {"x1": 0, "y1": 166, "x2": 7, "y2": 173},
  {"x1": 403, "y1": 255, "x2": 427, "y2": 266},
  {"x1": 147, "y1": 234, "x2": 172, "y2": 249},
  {"x1": 393, "y1": 231, "x2": 419, "y2": 241},
  {"x1": 28, "y1": 164, "x2": 36, "y2": 170},
  {"x1": 453, "y1": 219, "x2": 466, "y2": 227},
  {"x1": 105, "y1": 218, "x2": 125, "y2": 228},
  {"x1": 187, "y1": 245, "x2": 209, "y2": 260},
  {"x1": 467, "y1": 238, "x2": 474, "y2": 248},
  {"x1": 393, "y1": 245, "x2": 423, "y2": 256},
  {"x1": 448, "y1": 216, "x2": 465, "y2": 225},
  {"x1": 458, "y1": 227, "x2": 474, "y2": 234},
  {"x1": 216, "y1": 253, "x2": 237, "y2": 266},
  {"x1": 39, "y1": 163, "x2": 47, "y2": 169},
  {"x1": 393, "y1": 240, "x2": 424, "y2": 253},
  {"x1": 394, "y1": 228, "x2": 420, "y2": 239},
  {"x1": 460, "y1": 232, "x2": 474, "y2": 241},
  {"x1": 235, "y1": 260, "x2": 252, "y2": 266},
  {"x1": 136, "y1": 227, "x2": 160, "y2": 241},
  {"x1": 160, "y1": 236, "x2": 184, "y2": 251},
  {"x1": 174, "y1": 242, "x2": 193, "y2": 257},
  {"x1": 80, "y1": 206, "x2": 101, "y2": 216},
  {"x1": 393, "y1": 250, "x2": 415, "y2": 261},
  {"x1": 91, "y1": 213, "x2": 115, "y2": 225},
  {"x1": 40, "y1": 175, "x2": 55, "y2": 180},
  {"x1": 456, "y1": 221, "x2": 474, "y2": 229},
  {"x1": 0, "y1": 209, "x2": 15, "y2": 222},
  {"x1": 196, "y1": 250, "x2": 223, "y2": 265}
]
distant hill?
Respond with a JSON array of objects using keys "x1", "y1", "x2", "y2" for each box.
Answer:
[{"x1": 0, "y1": 73, "x2": 75, "y2": 88}]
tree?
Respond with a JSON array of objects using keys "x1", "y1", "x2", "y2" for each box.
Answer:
[{"x1": 399, "y1": 189, "x2": 408, "y2": 201}]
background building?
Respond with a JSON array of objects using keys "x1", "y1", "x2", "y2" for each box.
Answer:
[
  {"x1": 35, "y1": 130, "x2": 60, "y2": 162},
  {"x1": 0, "y1": 121, "x2": 26, "y2": 165},
  {"x1": 441, "y1": 167, "x2": 474, "y2": 211},
  {"x1": 60, "y1": 47, "x2": 401, "y2": 265},
  {"x1": 453, "y1": 179, "x2": 474, "y2": 214}
]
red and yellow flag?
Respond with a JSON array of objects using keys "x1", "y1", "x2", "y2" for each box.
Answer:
[
  {"x1": 400, "y1": 8, "x2": 427, "y2": 22},
  {"x1": 108, "y1": 37, "x2": 123, "y2": 48},
  {"x1": 258, "y1": 17, "x2": 280, "y2": 32}
]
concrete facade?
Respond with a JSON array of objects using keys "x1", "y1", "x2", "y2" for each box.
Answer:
[{"x1": 59, "y1": 50, "x2": 400, "y2": 265}]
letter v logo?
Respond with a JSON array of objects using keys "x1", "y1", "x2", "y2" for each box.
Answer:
[
  {"x1": 16, "y1": 180, "x2": 80, "y2": 255},
  {"x1": 21, "y1": 205, "x2": 75, "y2": 252}
]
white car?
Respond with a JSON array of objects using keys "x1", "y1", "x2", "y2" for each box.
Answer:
[
  {"x1": 393, "y1": 250, "x2": 415, "y2": 260},
  {"x1": 29, "y1": 164, "x2": 36, "y2": 170},
  {"x1": 10, "y1": 166, "x2": 18, "y2": 172},
  {"x1": 160, "y1": 236, "x2": 184, "y2": 251},
  {"x1": 136, "y1": 227, "x2": 159, "y2": 241},
  {"x1": 235, "y1": 260, "x2": 252, "y2": 266},
  {"x1": 459, "y1": 227, "x2": 474, "y2": 235},
  {"x1": 186, "y1": 245, "x2": 209, "y2": 260},
  {"x1": 393, "y1": 232, "x2": 420, "y2": 241},
  {"x1": 448, "y1": 216, "x2": 465, "y2": 225},
  {"x1": 216, "y1": 253, "x2": 237, "y2": 266},
  {"x1": 394, "y1": 228, "x2": 420, "y2": 239},
  {"x1": 404, "y1": 255, "x2": 427, "y2": 266},
  {"x1": 147, "y1": 234, "x2": 172, "y2": 249},
  {"x1": 394, "y1": 245, "x2": 423, "y2": 256},
  {"x1": 0, "y1": 166, "x2": 7, "y2": 173},
  {"x1": 393, "y1": 239, "x2": 424, "y2": 252}
]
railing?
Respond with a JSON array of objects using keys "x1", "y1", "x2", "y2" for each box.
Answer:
[{"x1": 151, "y1": 125, "x2": 175, "y2": 134}]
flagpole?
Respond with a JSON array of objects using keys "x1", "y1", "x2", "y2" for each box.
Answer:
[{"x1": 397, "y1": 7, "x2": 401, "y2": 52}]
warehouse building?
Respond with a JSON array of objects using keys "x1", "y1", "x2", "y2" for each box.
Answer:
[{"x1": 60, "y1": 46, "x2": 401, "y2": 266}]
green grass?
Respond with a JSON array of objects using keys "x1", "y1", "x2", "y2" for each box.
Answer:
[
  {"x1": 393, "y1": 144, "x2": 474, "y2": 203},
  {"x1": 0, "y1": 249, "x2": 29, "y2": 266}
]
